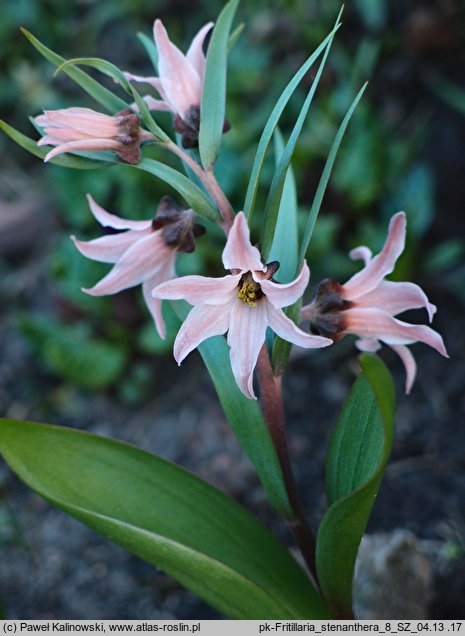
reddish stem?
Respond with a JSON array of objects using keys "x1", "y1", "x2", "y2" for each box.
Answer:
[{"x1": 256, "y1": 345, "x2": 319, "y2": 585}]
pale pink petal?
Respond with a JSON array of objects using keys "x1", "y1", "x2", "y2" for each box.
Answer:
[
  {"x1": 152, "y1": 273, "x2": 241, "y2": 305},
  {"x1": 354, "y1": 337, "x2": 381, "y2": 353},
  {"x1": 344, "y1": 307, "x2": 448, "y2": 356},
  {"x1": 133, "y1": 95, "x2": 172, "y2": 113},
  {"x1": 258, "y1": 262, "x2": 310, "y2": 309},
  {"x1": 227, "y1": 300, "x2": 268, "y2": 399},
  {"x1": 83, "y1": 231, "x2": 172, "y2": 296},
  {"x1": 41, "y1": 128, "x2": 94, "y2": 142},
  {"x1": 186, "y1": 22, "x2": 214, "y2": 81},
  {"x1": 142, "y1": 254, "x2": 177, "y2": 339},
  {"x1": 390, "y1": 344, "x2": 417, "y2": 394},
  {"x1": 154, "y1": 19, "x2": 202, "y2": 119},
  {"x1": 71, "y1": 229, "x2": 151, "y2": 264},
  {"x1": 86, "y1": 195, "x2": 152, "y2": 231},
  {"x1": 354, "y1": 280, "x2": 437, "y2": 322},
  {"x1": 349, "y1": 246, "x2": 372, "y2": 265},
  {"x1": 267, "y1": 304, "x2": 332, "y2": 349},
  {"x1": 343, "y1": 212, "x2": 406, "y2": 300},
  {"x1": 38, "y1": 135, "x2": 68, "y2": 146},
  {"x1": 44, "y1": 139, "x2": 120, "y2": 162},
  {"x1": 174, "y1": 302, "x2": 231, "y2": 363},
  {"x1": 222, "y1": 212, "x2": 265, "y2": 273},
  {"x1": 41, "y1": 109, "x2": 117, "y2": 136}
]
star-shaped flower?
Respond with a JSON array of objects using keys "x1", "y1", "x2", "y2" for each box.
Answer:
[
  {"x1": 72, "y1": 195, "x2": 204, "y2": 338},
  {"x1": 152, "y1": 212, "x2": 332, "y2": 398},
  {"x1": 35, "y1": 107, "x2": 153, "y2": 164},
  {"x1": 302, "y1": 212, "x2": 448, "y2": 392}
]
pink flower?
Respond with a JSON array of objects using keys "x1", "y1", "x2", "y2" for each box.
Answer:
[
  {"x1": 302, "y1": 212, "x2": 448, "y2": 393},
  {"x1": 35, "y1": 107, "x2": 154, "y2": 164},
  {"x1": 125, "y1": 20, "x2": 229, "y2": 148},
  {"x1": 72, "y1": 195, "x2": 205, "y2": 339},
  {"x1": 152, "y1": 212, "x2": 332, "y2": 398}
]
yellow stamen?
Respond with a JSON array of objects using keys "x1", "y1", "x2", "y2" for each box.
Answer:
[{"x1": 238, "y1": 282, "x2": 258, "y2": 306}]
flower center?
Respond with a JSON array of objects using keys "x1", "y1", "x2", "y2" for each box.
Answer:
[{"x1": 237, "y1": 273, "x2": 263, "y2": 307}]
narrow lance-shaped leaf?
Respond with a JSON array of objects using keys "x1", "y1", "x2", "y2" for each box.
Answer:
[
  {"x1": 134, "y1": 158, "x2": 220, "y2": 224},
  {"x1": 0, "y1": 420, "x2": 331, "y2": 619},
  {"x1": 298, "y1": 83, "x2": 367, "y2": 263},
  {"x1": 269, "y1": 128, "x2": 298, "y2": 283},
  {"x1": 243, "y1": 15, "x2": 342, "y2": 221},
  {"x1": 170, "y1": 301, "x2": 293, "y2": 520},
  {"x1": 272, "y1": 85, "x2": 367, "y2": 376},
  {"x1": 260, "y1": 13, "x2": 340, "y2": 260},
  {"x1": 199, "y1": 0, "x2": 240, "y2": 170},
  {"x1": 21, "y1": 29, "x2": 128, "y2": 113},
  {"x1": 137, "y1": 32, "x2": 159, "y2": 71},
  {"x1": 315, "y1": 354, "x2": 396, "y2": 618},
  {"x1": 130, "y1": 85, "x2": 170, "y2": 142},
  {"x1": 0, "y1": 120, "x2": 113, "y2": 170},
  {"x1": 55, "y1": 57, "x2": 134, "y2": 94}
]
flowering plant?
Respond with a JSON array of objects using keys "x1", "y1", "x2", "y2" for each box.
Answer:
[{"x1": 0, "y1": 1, "x2": 448, "y2": 620}]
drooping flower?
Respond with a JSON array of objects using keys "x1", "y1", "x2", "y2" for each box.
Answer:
[
  {"x1": 301, "y1": 212, "x2": 448, "y2": 393},
  {"x1": 152, "y1": 212, "x2": 332, "y2": 398},
  {"x1": 72, "y1": 194, "x2": 205, "y2": 338},
  {"x1": 35, "y1": 107, "x2": 154, "y2": 164},
  {"x1": 125, "y1": 20, "x2": 230, "y2": 148}
]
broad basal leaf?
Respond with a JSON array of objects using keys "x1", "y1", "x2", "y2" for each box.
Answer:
[
  {"x1": 315, "y1": 354, "x2": 396, "y2": 618},
  {"x1": 0, "y1": 420, "x2": 330, "y2": 619}
]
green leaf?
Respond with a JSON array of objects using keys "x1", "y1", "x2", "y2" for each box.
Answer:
[
  {"x1": 269, "y1": 129, "x2": 298, "y2": 283},
  {"x1": 54, "y1": 57, "x2": 133, "y2": 94},
  {"x1": 243, "y1": 18, "x2": 342, "y2": 221},
  {"x1": 0, "y1": 420, "x2": 330, "y2": 619},
  {"x1": 130, "y1": 86, "x2": 170, "y2": 142},
  {"x1": 199, "y1": 0, "x2": 240, "y2": 170},
  {"x1": 20, "y1": 317, "x2": 126, "y2": 390},
  {"x1": 21, "y1": 29, "x2": 128, "y2": 113},
  {"x1": 137, "y1": 32, "x2": 159, "y2": 71},
  {"x1": 299, "y1": 83, "x2": 367, "y2": 263},
  {"x1": 260, "y1": 21, "x2": 338, "y2": 260},
  {"x1": 0, "y1": 120, "x2": 113, "y2": 169},
  {"x1": 170, "y1": 302, "x2": 292, "y2": 520},
  {"x1": 228, "y1": 23, "x2": 244, "y2": 51},
  {"x1": 316, "y1": 354, "x2": 396, "y2": 618},
  {"x1": 134, "y1": 158, "x2": 220, "y2": 224}
]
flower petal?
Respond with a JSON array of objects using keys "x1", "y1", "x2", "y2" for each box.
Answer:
[
  {"x1": 44, "y1": 139, "x2": 120, "y2": 162},
  {"x1": 154, "y1": 19, "x2": 202, "y2": 118},
  {"x1": 349, "y1": 245, "x2": 372, "y2": 265},
  {"x1": 222, "y1": 212, "x2": 265, "y2": 273},
  {"x1": 258, "y1": 262, "x2": 310, "y2": 309},
  {"x1": 354, "y1": 280, "x2": 437, "y2": 322},
  {"x1": 40, "y1": 108, "x2": 117, "y2": 136},
  {"x1": 267, "y1": 304, "x2": 332, "y2": 349},
  {"x1": 344, "y1": 307, "x2": 448, "y2": 356},
  {"x1": 142, "y1": 254, "x2": 177, "y2": 339},
  {"x1": 354, "y1": 337, "x2": 381, "y2": 353},
  {"x1": 71, "y1": 228, "x2": 151, "y2": 264},
  {"x1": 227, "y1": 300, "x2": 268, "y2": 399},
  {"x1": 343, "y1": 212, "x2": 406, "y2": 300},
  {"x1": 390, "y1": 344, "x2": 417, "y2": 394},
  {"x1": 152, "y1": 273, "x2": 240, "y2": 305},
  {"x1": 133, "y1": 95, "x2": 172, "y2": 113},
  {"x1": 83, "y1": 231, "x2": 172, "y2": 296},
  {"x1": 174, "y1": 302, "x2": 231, "y2": 363},
  {"x1": 86, "y1": 195, "x2": 152, "y2": 231},
  {"x1": 186, "y1": 22, "x2": 214, "y2": 81}
]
